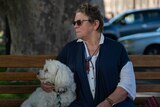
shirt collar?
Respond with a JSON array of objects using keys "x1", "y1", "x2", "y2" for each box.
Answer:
[{"x1": 77, "y1": 33, "x2": 104, "y2": 45}]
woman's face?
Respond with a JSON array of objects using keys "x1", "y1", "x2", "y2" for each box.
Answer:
[{"x1": 73, "y1": 12, "x2": 95, "y2": 40}]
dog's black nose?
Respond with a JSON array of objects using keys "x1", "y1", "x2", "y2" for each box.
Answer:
[{"x1": 37, "y1": 72, "x2": 39, "y2": 75}]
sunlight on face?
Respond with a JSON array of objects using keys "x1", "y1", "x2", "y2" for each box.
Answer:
[{"x1": 74, "y1": 12, "x2": 94, "y2": 40}]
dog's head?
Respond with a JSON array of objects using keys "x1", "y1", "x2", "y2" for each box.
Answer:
[
  {"x1": 37, "y1": 59, "x2": 60, "y2": 84},
  {"x1": 37, "y1": 59, "x2": 73, "y2": 88}
]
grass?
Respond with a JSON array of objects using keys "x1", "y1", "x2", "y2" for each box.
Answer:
[{"x1": 0, "y1": 94, "x2": 29, "y2": 98}]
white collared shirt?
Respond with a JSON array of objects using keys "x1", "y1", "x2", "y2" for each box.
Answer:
[{"x1": 77, "y1": 34, "x2": 136, "y2": 100}]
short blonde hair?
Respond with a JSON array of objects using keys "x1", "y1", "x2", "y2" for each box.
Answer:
[{"x1": 76, "y1": 3, "x2": 104, "y2": 32}]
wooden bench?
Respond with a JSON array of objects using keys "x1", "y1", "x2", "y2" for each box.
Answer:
[{"x1": 0, "y1": 55, "x2": 160, "y2": 107}]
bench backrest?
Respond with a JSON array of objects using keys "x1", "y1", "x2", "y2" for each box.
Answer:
[
  {"x1": 0, "y1": 55, "x2": 54, "y2": 106},
  {"x1": 0, "y1": 55, "x2": 160, "y2": 106},
  {"x1": 130, "y1": 55, "x2": 160, "y2": 105}
]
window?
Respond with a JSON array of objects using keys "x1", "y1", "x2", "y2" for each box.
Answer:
[
  {"x1": 145, "y1": 11, "x2": 160, "y2": 21},
  {"x1": 123, "y1": 13, "x2": 143, "y2": 24}
]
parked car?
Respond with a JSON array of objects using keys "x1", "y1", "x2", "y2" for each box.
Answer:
[
  {"x1": 103, "y1": 8, "x2": 160, "y2": 40},
  {"x1": 118, "y1": 27, "x2": 160, "y2": 55}
]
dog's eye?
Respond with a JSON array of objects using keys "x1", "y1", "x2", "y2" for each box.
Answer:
[{"x1": 44, "y1": 69, "x2": 48, "y2": 72}]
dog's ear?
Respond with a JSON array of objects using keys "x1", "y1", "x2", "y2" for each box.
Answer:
[
  {"x1": 45, "y1": 59, "x2": 52, "y2": 64},
  {"x1": 54, "y1": 63, "x2": 71, "y2": 87},
  {"x1": 45, "y1": 59, "x2": 49, "y2": 66},
  {"x1": 45, "y1": 59, "x2": 53, "y2": 68}
]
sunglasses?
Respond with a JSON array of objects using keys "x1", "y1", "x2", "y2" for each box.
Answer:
[{"x1": 72, "y1": 20, "x2": 90, "y2": 26}]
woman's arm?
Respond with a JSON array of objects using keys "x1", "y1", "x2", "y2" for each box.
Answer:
[
  {"x1": 107, "y1": 86, "x2": 128, "y2": 105},
  {"x1": 97, "y1": 87, "x2": 127, "y2": 107},
  {"x1": 97, "y1": 62, "x2": 136, "y2": 107}
]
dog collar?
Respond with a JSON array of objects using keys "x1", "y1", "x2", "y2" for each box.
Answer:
[
  {"x1": 56, "y1": 93, "x2": 61, "y2": 107},
  {"x1": 57, "y1": 88, "x2": 67, "y2": 94}
]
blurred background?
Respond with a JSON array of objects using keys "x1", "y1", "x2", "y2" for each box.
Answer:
[
  {"x1": 104, "y1": 0, "x2": 160, "y2": 16},
  {"x1": 0, "y1": 0, "x2": 159, "y2": 55}
]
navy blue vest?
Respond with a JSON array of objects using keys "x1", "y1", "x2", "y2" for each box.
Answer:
[{"x1": 57, "y1": 37, "x2": 135, "y2": 107}]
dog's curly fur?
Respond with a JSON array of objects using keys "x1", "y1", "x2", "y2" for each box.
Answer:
[{"x1": 21, "y1": 59, "x2": 76, "y2": 107}]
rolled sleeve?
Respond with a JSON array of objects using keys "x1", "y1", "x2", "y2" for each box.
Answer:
[{"x1": 117, "y1": 61, "x2": 136, "y2": 100}]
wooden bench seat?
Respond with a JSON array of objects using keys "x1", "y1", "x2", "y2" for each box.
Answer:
[{"x1": 0, "y1": 55, "x2": 160, "y2": 106}]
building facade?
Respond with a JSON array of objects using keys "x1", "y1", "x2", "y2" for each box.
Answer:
[{"x1": 104, "y1": 0, "x2": 160, "y2": 18}]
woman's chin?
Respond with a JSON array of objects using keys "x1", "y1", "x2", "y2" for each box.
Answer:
[{"x1": 76, "y1": 35, "x2": 83, "y2": 39}]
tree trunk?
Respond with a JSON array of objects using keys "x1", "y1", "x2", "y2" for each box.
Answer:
[{"x1": 1, "y1": 0, "x2": 104, "y2": 55}]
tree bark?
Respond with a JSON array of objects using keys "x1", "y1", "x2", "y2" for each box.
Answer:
[{"x1": 0, "y1": 0, "x2": 104, "y2": 55}]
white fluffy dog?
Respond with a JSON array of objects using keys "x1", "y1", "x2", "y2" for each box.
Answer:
[{"x1": 21, "y1": 59, "x2": 76, "y2": 107}]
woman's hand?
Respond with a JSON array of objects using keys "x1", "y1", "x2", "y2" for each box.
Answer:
[
  {"x1": 41, "y1": 82, "x2": 55, "y2": 93},
  {"x1": 96, "y1": 100, "x2": 112, "y2": 107}
]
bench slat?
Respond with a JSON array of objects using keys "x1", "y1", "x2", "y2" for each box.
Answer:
[
  {"x1": 0, "y1": 98, "x2": 154, "y2": 107},
  {"x1": 0, "y1": 72, "x2": 37, "y2": 81},
  {"x1": 1, "y1": 85, "x2": 159, "y2": 93},
  {"x1": 0, "y1": 55, "x2": 55, "y2": 68},
  {"x1": 135, "y1": 72, "x2": 160, "y2": 79},
  {"x1": 0, "y1": 98, "x2": 25, "y2": 107},
  {"x1": 129, "y1": 55, "x2": 160, "y2": 67},
  {"x1": 0, "y1": 85, "x2": 39, "y2": 94},
  {"x1": 0, "y1": 98, "x2": 157, "y2": 106},
  {"x1": 0, "y1": 55, "x2": 160, "y2": 68},
  {"x1": 134, "y1": 97, "x2": 152, "y2": 105},
  {"x1": 2, "y1": 72, "x2": 159, "y2": 81},
  {"x1": 137, "y1": 84, "x2": 160, "y2": 92}
]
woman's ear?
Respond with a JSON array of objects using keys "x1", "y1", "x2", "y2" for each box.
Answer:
[{"x1": 93, "y1": 20, "x2": 100, "y2": 31}]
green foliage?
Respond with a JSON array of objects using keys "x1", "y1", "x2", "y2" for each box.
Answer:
[
  {"x1": 0, "y1": 45, "x2": 5, "y2": 55},
  {"x1": 0, "y1": 94, "x2": 29, "y2": 98},
  {"x1": 0, "y1": 68, "x2": 6, "y2": 72},
  {"x1": 0, "y1": 80, "x2": 40, "y2": 85}
]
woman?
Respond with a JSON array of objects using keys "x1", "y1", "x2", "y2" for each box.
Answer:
[{"x1": 42, "y1": 3, "x2": 136, "y2": 107}]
